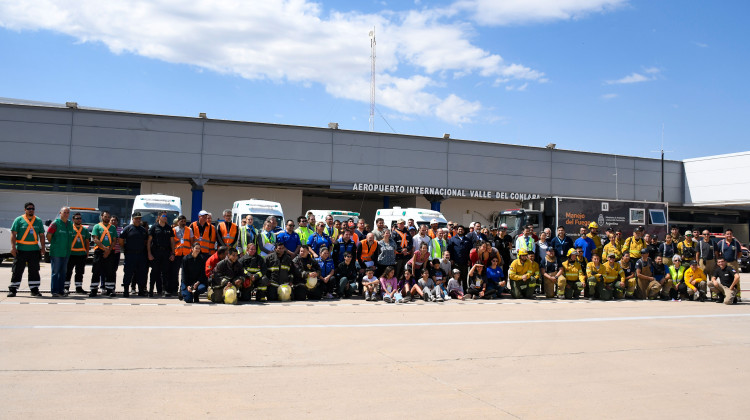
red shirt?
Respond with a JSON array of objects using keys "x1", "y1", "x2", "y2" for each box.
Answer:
[{"x1": 205, "y1": 252, "x2": 221, "y2": 278}]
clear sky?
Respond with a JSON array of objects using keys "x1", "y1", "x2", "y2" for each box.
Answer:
[{"x1": 1, "y1": 0, "x2": 748, "y2": 160}]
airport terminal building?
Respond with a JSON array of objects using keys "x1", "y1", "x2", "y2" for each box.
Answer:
[{"x1": 1, "y1": 100, "x2": 748, "y2": 241}]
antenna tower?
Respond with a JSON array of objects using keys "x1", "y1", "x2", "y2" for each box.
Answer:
[{"x1": 369, "y1": 27, "x2": 376, "y2": 132}]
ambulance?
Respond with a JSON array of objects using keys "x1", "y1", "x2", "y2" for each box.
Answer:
[
  {"x1": 374, "y1": 207, "x2": 448, "y2": 229},
  {"x1": 129, "y1": 194, "x2": 182, "y2": 226},
  {"x1": 232, "y1": 199, "x2": 284, "y2": 232}
]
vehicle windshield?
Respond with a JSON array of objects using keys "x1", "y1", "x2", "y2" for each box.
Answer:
[
  {"x1": 77, "y1": 212, "x2": 101, "y2": 227},
  {"x1": 241, "y1": 214, "x2": 284, "y2": 231},
  {"x1": 498, "y1": 214, "x2": 522, "y2": 232},
  {"x1": 137, "y1": 210, "x2": 180, "y2": 227}
]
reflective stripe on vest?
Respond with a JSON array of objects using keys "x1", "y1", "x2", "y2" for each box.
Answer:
[
  {"x1": 669, "y1": 265, "x2": 685, "y2": 285},
  {"x1": 174, "y1": 227, "x2": 193, "y2": 257},
  {"x1": 71, "y1": 225, "x2": 87, "y2": 252},
  {"x1": 325, "y1": 226, "x2": 337, "y2": 240},
  {"x1": 95, "y1": 222, "x2": 112, "y2": 250},
  {"x1": 360, "y1": 241, "x2": 376, "y2": 261},
  {"x1": 191, "y1": 222, "x2": 216, "y2": 254},
  {"x1": 17, "y1": 215, "x2": 39, "y2": 245},
  {"x1": 219, "y1": 222, "x2": 237, "y2": 246},
  {"x1": 394, "y1": 230, "x2": 408, "y2": 248},
  {"x1": 260, "y1": 231, "x2": 275, "y2": 256},
  {"x1": 430, "y1": 238, "x2": 445, "y2": 259}
]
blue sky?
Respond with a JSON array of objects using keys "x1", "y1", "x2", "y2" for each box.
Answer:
[{"x1": 0, "y1": 0, "x2": 748, "y2": 160}]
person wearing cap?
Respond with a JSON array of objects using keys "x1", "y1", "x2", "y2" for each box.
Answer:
[
  {"x1": 190, "y1": 210, "x2": 217, "y2": 256},
  {"x1": 170, "y1": 215, "x2": 192, "y2": 299},
  {"x1": 557, "y1": 248, "x2": 585, "y2": 299},
  {"x1": 392, "y1": 219, "x2": 413, "y2": 279},
  {"x1": 509, "y1": 248, "x2": 538, "y2": 299},
  {"x1": 7, "y1": 202, "x2": 46, "y2": 297},
  {"x1": 446, "y1": 268, "x2": 465, "y2": 300},
  {"x1": 147, "y1": 211, "x2": 175, "y2": 297},
  {"x1": 679, "y1": 260, "x2": 707, "y2": 301},
  {"x1": 677, "y1": 230, "x2": 697, "y2": 266},
  {"x1": 119, "y1": 212, "x2": 149, "y2": 297},
  {"x1": 65, "y1": 211, "x2": 92, "y2": 295},
  {"x1": 427, "y1": 219, "x2": 440, "y2": 239},
  {"x1": 586, "y1": 222, "x2": 603, "y2": 258},
  {"x1": 622, "y1": 227, "x2": 646, "y2": 260},
  {"x1": 540, "y1": 247, "x2": 561, "y2": 298}
]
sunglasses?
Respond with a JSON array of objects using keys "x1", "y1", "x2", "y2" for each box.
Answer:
[
  {"x1": 26, "y1": 207, "x2": 35, "y2": 210},
  {"x1": 73, "y1": 217, "x2": 82, "y2": 220}
]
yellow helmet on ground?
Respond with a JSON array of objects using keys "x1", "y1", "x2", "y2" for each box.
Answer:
[
  {"x1": 278, "y1": 284, "x2": 292, "y2": 301},
  {"x1": 517, "y1": 248, "x2": 528, "y2": 256},
  {"x1": 306, "y1": 276, "x2": 318, "y2": 289},
  {"x1": 589, "y1": 222, "x2": 599, "y2": 229},
  {"x1": 223, "y1": 286, "x2": 238, "y2": 305}
]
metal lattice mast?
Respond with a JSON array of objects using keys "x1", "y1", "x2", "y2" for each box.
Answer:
[{"x1": 369, "y1": 27, "x2": 376, "y2": 132}]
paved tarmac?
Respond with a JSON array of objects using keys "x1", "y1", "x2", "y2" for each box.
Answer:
[{"x1": 1, "y1": 262, "x2": 749, "y2": 419}]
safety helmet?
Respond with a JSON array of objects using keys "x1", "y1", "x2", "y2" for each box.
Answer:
[
  {"x1": 278, "y1": 284, "x2": 292, "y2": 301},
  {"x1": 306, "y1": 276, "x2": 318, "y2": 289},
  {"x1": 223, "y1": 286, "x2": 238, "y2": 305},
  {"x1": 684, "y1": 230, "x2": 692, "y2": 236},
  {"x1": 567, "y1": 248, "x2": 579, "y2": 257},
  {"x1": 588, "y1": 222, "x2": 599, "y2": 229},
  {"x1": 517, "y1": 248, "x2": 528, "y2": 256}
]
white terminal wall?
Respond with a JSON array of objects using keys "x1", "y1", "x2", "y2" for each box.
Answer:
[{"x1": 683, "y1": 151, "x2": 750, "y2": 206}]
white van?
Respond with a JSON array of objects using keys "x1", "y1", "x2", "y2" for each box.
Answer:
[
  {"x1": 232, "y1": 199, "x2": 284, "y2": 232},
  {"x1": 306, "y1": 210, "x2": 360, "y2": 224},
  {"x1": 130, "y1": 194, "x2": 182, "y2": 226},
  {"x1": 374, "y1": 207, "x2": 448, "y2": 229}
]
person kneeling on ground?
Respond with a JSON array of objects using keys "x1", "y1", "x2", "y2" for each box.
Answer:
[
  {"x1": 181, "y1": 242, "x2": 208, "y2": 303},
  {"x1": 237, "y1": 242, "x2": 268, "y2": 302},
  {"x1": 682, "y1": 260, "x2": 707, "y2": 302},
  {"x1": 335, "y1": 251, "x2": 358, "y2": 299},
  {"x1": 209, "y1": 248, "x2": 243, "y2": 304},
  {"x1": 362, "y1": 266, "x2": 381, "y2": 301},
  {"x1": 709, "y1": 256, "x2": 740, "y2": 305},
  {"x1": 509, "y1": 249, "x2": 537, "y2": 299},
  {"x1": 293, "y1": 245, "x2": 322, "y2": 301},
  {"x1": 585, "y1": 254, "x2": 605, "y2": 300},
  {"x1": 380, "y1": 266, "x2": 401, "y2": 303},
  {"x1": 558, "y1": 249, "x2": 585, "y2": 299},
  {"x1": 447, "y1": 269, "x2": 465, "y2": 300},
  {"x1": 599, "y1": 253, "x2": 625, "y2": 301}
]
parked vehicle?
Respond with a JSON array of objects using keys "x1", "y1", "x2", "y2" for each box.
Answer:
[
  {"x1": 374, "y1": 207, "x2": 447, "y2": 229},
  {"x1": 306, "y1": 210, "x2": 360, "y2": 224},
  {"x1": 495, "y1": 196, "x2": 670, "y2": 244},
  {"x1": 232, "y1": 199, "x2": 284, "y2": 232},
  {"x1": 0, "y1": 227, "x2": 12, "y2": 265},
  {"x1": 130, "y1": 194, "x2": 182, "y2": 226}
]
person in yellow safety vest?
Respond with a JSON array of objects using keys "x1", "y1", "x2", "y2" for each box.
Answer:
[
  {"x1": 238, "y1": 215, "x2": 259, "y2": 256},
  {"x1": 294, "y1": 215, "x2": 314, "y2": 249},
  {"x1": 216, "y1": 209, "x2": 239, "y2": 249},
  {"x1": 557, "y1": 248, "x2": 585, "y2": 299},
  {"x1": 323, "y1": 215, "x2": 339, "y2": 250},
  {"x1": 429, "y1": 229, "x2": 448, "y2": 260},
  {"x1": 509, "y1": 248, "x2": 539, "y2": 299},
  {"x1": 680, "y1": 260, "x2": 707, "y2": 301},
  {"x1": 601, "y1": 253, "x2": 625, "y2": 300},
  {"x1": 668, "y1": 255, "x2": 685, "y2": 297},
  {"x1": 587, "y1": 222, "x2": 603, "y2": 257},
  {"x1": 616, "y1": 252, "x2": 637, "y2": 299},
  {"x1": 586, "y1": 253, "x2": 606, "y2": 300},
  {"x1": 602, "y1": 229, "x2": 623, "y2": 261},
  {"x1": 677, "y1": 230, "x2": 697, "y2": 266},
  {"x1": 190, "y1": 210, "x2": 217, "y2": 255},
  {"x1": 622, "y1": 227, "x2": 646, "y2": 259},
  {"x1": 259, "y1": 219, "x2": 277, "y2": 258}
]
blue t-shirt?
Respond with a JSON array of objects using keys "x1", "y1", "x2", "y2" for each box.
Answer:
[
  {"x1": 574, "y1": 237, "x2": 595, "y2": 261},
  {"x1": 485, "y1": 266, "x2": 504, "y2": 288},
  {"x1": 276, "y1": 231, "x2": 301, "y2": 253},
  {"x1": 316, "y1": 257, "x2": 336, "y2": 277},
  {"x1": 308, "y1": 233, "x2": 332, "y2": 255}
]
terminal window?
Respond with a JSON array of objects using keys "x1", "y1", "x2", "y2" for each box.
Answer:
[{"x1": 648, "y1": 209, "x2": 667, "y2": 225}]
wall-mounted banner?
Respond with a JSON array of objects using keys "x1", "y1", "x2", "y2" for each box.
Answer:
[{"x1": 332, "y1": 183, "x2": 542, "y2": 201}]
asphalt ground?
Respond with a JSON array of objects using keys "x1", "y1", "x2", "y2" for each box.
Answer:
[{"x1": 1, "y1": 262, "x2": 749, "y2": 419}]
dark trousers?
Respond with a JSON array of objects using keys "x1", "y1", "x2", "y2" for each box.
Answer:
[
  {"x1": 10, "y1": 249, "x2": 41, "y2": 291},
  {"x1": 90, "y1": 250, "x2": 116, "y2": 292},
  {"x1": 180, "y1": 282, "x2": 207, "y2": 302},
  {"x1": 149, "y1": 253, "x2": 171, "y2": 294},
  {"x1": 123, "y1": 253, "x2": 148, "y2": 292},
  {"x1": 65, "y1": 254, "x2": 87, "y2": 290},
  {"x1": 168, "y1": 255, "x2": 183, "y2": 295},
  {"x1": 455, "y1": 262, "x2": 469, "y2": 291},
  {"x1": 395, "y1": 257, "x2": 409, "y2": 280}
]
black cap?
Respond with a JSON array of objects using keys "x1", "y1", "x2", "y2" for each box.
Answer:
[
  {"x1": 635, "y1": 226, "x2": 644, "y2": 232},
  {"x1": 132, "y1": 212, "x2": 142, "y2": 218}
]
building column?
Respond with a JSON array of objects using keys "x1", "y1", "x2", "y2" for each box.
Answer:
[
  {"x1": 430, "y1": 200, "x2": 441, "y2": 212},
  {"x1": 424, "y1": 194, "x2": 444, "y2": 212},
  {"x1": 190, "y1": 178, "x2": 209, "y2": 221},
  {"x1": 383, "y1": 195, "x2": 390, "y2": 209}
]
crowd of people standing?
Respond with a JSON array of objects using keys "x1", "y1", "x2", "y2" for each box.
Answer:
[{"x1": 6, "y1": 203, "x2": 743, "y2": 305}]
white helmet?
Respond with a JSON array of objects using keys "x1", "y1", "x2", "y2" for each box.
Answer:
[
  {"x1": 223, "y1": 286, "x2": 238, "y2": 305},
  {"x1": 430, "y1": 218, "x2": 438, "y2": 224},
  {"x1": 278, "y1": 284, "x2": 292, "y2": 301}
]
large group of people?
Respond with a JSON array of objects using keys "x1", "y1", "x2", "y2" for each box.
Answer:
[{"x1": 6, "y1": 203, "x2": 744, "y2": 305}]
